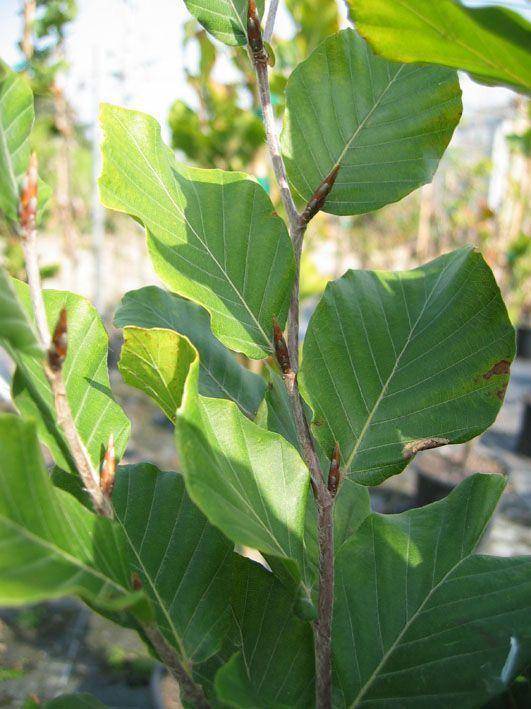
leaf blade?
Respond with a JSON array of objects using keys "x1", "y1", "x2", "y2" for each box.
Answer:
[
  {"x1": 114, "y1": 286, "x2": 265, "y2": 418},
  {"x1": 0, "y1": 414, "x2": 138, "y2": 613},
  {"x1": 100, "y1": 104, "x2": 294, "y2": 359},
  {"x1": 347, "y1": 0, "x2": 531, "y2": 94},
  {"x1": 334, "y1": 474, "x2": 531, "y2": 707},
  {"x1": 113, "y1": 463, "x2": 235, "y2": 664},
  {"x1": 280, "y1": 28, "x2": 462, "y2": 216},
  {"x1": 183, "y1": 0, "x2": 264, "y2": 46},
  {"x1": 300, "y1": 247, "x2": 515, "y2": 484}
]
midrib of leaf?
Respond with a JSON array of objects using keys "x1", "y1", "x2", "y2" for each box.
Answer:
[
  {"x1": 0, "y1": 514, "x2": 126, "y2": 596},
  {"x1": 394, "y1": 0, "x2": 524, "y2": 85},
  {"x1": 350, "y1": 503, "x2": 494, "y2": 707},
  {"x1": 112, "y1": 502, "x2": 191, "y2": 665},
  {"x1": 343, "y1": 257, "x2": 454, "y2": 472},
  {"x1": 331, "y1": 64, "x2": 405, "y2": 176},
  {"x1": 112, "y1": 111, "x2": 270, "y2": 349}
]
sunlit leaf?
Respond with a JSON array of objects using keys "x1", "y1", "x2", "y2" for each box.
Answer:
[
  {"x1": 183, "y1": 0, "x2": 264, "y2": 46},
  {"x1": 100, "y1": 103, "x2": 294, "y2": 359},
  {"x1": 10, "y1": 281, "x2": 130, "y2": 475},
  {"x1": 348, "y1": 0, "x2": 531, "y2": 94},
  {"x1": 114, "y1": 286, "x2": 265, "y2": 418},
  {"x1": 175, "y1": 350, "x2": 310, "y2": 570},
  {"x1": 0, "y1": 59, "x2": 50, "y2": 222}
]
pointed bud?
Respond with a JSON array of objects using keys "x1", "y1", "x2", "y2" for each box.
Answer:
[
  {"x1": 48, "y1": 307, "x2": 68, "y2": 372},
  {"x1": 100, "y1": 433, "x2": 116, "y2": 498},
  {"x1": 327, "y1": 442, "x2": 341, "y2": 498},
  {"x1": 247, "y1": 0, "x2": 267, "y2": 63},
  {"x1": 272, "y1": 316, "x2": 292, "y2": 376},
  {"x1": 19, "y1": 152, "x2": 39, "y2": 234},
  {"x1": 131, "y1": 572, "x2": 143, "y2": 591},
  {"x1": 300, "y1": 164, "x2": 341, "y2": 224}
]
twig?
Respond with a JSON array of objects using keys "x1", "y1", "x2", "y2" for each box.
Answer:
[
  {"x1": 263, "y1": 0, "x2": 279, "y2": 42},
  {"x1": 19, "y1": 154, "x2": 110, "y2": 516},
  {"x1": 143, "y1": 623, "x2": 210, "y2": 708},
  {"x1": 248, "y1": 3, "x2": 338, "y2": 703},
  {"x1": 19, "y1": 153, "x2": 209, "y2": 706}
]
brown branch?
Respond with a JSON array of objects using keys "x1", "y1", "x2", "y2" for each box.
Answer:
[
  {"x1": 247, "y1": 5, "x2": 337, "y2": 705},
  {"x1": 19, "y1": 154, "x2": 110, "y2": 516}
]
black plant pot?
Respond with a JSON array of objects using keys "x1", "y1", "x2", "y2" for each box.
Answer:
[
  {"x1": 414, "y1": 450, "x2": 506, "y2": 507},
  {"x1": 516, "y1": 325, "x2": 531, "y2": 360},
  {"x1": 516, "y1": 395, "x2": 531, "y2": 457}
]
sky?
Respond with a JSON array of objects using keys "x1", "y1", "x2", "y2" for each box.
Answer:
[{"x1": 0, "y1": 0, "x2": 528, "y2": 139}]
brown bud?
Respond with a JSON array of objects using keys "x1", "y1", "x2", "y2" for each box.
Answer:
[
  {"x1": 131, "y1": 572, "x2": 143, "y2": 591},
  {"x1": 301, "y1": 164, "x2": 341, "y2": 224},
  {"x1": 327, "y1": 442, "x2": 341, "y2": 498},
  {"x1": 100, "y1": 433, "x2": 116, "y2": 498},
  {"x1": 47, "y1": 307, "x2": 68, "y2": 372},
  {"x1": 272, "y1": 316, "x2": 292, "y2": 376},
  {"x1": 19, "y1": 152, "x2": 38, "y2": 235},
  {"x1": 247, "y1": 0, "x2": 267, "y2": 62}
]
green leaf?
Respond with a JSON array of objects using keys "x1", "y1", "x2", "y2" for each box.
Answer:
[
  {"x1": 300, "y1": 247, "x2": 515, "y2": 485},
  {"x1": 99, "y1": 103, "x2": 294, "y2": 359},
  {"x1": 348, "y1": 0, "x2": 531, "y2": 94},
  {"x1": 175, "y1": 353, "x2": 310, "y2": 569},
  {"x1": 10, "y1": 281, "x2": 130, "y2": 475},
  {"x1": 334, "y1": 474, "x2": 531, "y2": 706},
  {"x1": 215, "y1": 558, "x2": 315, "y2": 708},
  {"x1": 280, "y1": 28, "x2": 462, "y2": 216},
  {"x1": 0, "y1": 60, "x2": 50, "y2": 222},
  {"x1": 114, "y1": 286, "x2": 265, "y2": 418},
  {"x1": 0, "y1": 414, "x2": 141, "y2": 614},
  {"x1": 183, "y1": 0, "x2": 264, "y2": 46},
  {"x1": 112, "y1": 463, "x2": 234, "y2": 664},
  {"x1": 0, "y1": 266, "x2": 42, "y2": 357},
  {"x1": 118, "y1": 326, "x2": 197, "y2": 423},
  {"x1": 0, "y1": 60, "x2": 34, "y2": 221}
]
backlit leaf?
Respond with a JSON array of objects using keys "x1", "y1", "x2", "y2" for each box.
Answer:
[
  {"x1": 100, "y1": 103, "x2": 294, "y2": 359},
  {"x1": 348, "y1": 0, "x2": 531, "y2": 94}
]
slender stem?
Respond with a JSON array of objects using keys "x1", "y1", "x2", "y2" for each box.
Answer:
[
  {"x1": 263, "y1": 0, "x2": 279, "y2": 42},
  {"x1": 19, "y1": 183, "x2": 109, "y2": 516},
  {"x1": 249, "y1": 26, "x2": 334, "y2": 706},
  {"x1": 253, "y1": 60, "x2": 300, "y2": 231},
  {"x1": 315, "y1": 498, "x2": 334, "y2": 709},
  {"x1": 143, "y1": 624, "x2": 210, "y2": 708}
]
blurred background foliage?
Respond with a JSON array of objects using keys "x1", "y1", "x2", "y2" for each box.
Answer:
[{"x1": 0, "y1": 0, "x2": 529, "y2": 325}]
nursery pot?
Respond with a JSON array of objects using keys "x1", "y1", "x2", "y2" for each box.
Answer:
[
  {"x1": 516, "y1": 394, "x2": 531, "y2": 457},
  {"x1": 516, "y1": 325, "x2": 531, "y2": 360},
  {"x1": 415, "y1": 449, "x2": 506, "y2": 507}
]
